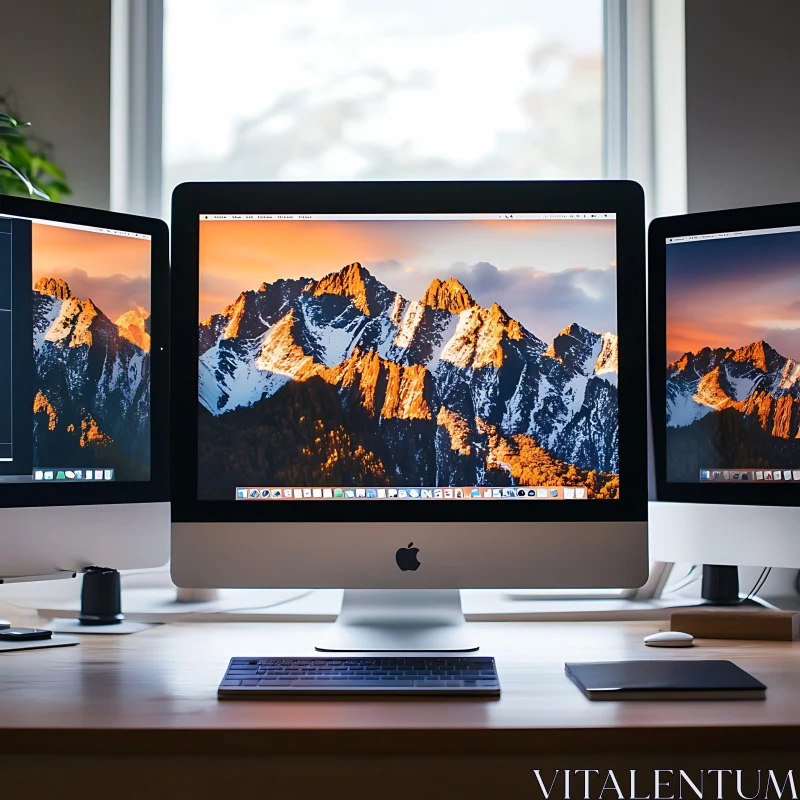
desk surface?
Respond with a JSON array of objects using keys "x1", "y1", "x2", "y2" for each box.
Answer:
[{"x1": 1, "y1": 611, "x2": 799, "y2": 757}]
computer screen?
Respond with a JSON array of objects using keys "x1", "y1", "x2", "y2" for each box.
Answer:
[
  {"x1": 0, "y1": 214, "x2": 152, "y2": 484},
  {"x1": 665, "y1": 223, "x2": 800, "y2": 484},
  {"x1": 197, "y1": 213, "x2": 619, "y2": 502}
]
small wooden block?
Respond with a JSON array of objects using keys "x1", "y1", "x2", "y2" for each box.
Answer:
[{"x1": 670, "y1": 608, "x2": 800, "y2": 641}]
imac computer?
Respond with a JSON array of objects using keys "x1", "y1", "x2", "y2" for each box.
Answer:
[
  {"x1": 0, "y1": 196, "x2": 170, "y2": 580},
  {"x1": 649, "y1": 202, "x2": 800, "y2": 604},
  {"x1": 170, "y1": 181, "x2": 648, "y2": 650}
]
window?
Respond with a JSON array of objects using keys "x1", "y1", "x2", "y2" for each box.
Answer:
[{"x1": 162, "y1": 0, "x2": 605, "y2": 206}]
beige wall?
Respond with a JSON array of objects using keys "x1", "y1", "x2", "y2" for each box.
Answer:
[
  {"x1": 685, "y1": 0, "x2": 800, "y2": 211},
  {"x1": 0, "y1": 0, "x2": 111, "y2": 209}
]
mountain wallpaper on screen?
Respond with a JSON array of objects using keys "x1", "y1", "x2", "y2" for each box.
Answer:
[
  {"x1": 666, "y1": 340, "x2": 800, "y2": 480},
  {"x1": 197, "y1": 262, "x2": 619, "y2": 499},
  {"x1": 664, "y1": 228, "x2": 800, "y2": 481},
  {"x1": 33, "y1": 277, "x2": 151, "y2": 479}
]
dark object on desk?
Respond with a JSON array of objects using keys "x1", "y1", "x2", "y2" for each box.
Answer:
[
  {"x1": 671, "y1": 608, "x2": 800, "y2": 641},
  {"x1": 565, "y1": 660, "x2": 766, "y2": 701},
  {"x1": 0, "y1": 628, "x2": 52, "y2": 641},
  {"x1": 701, "y1": 565, "x2": 743, "y2": 605},
  {"x1": 219, "y1": 656, "x2": 501, "y2": 697},
  {"x1": 79, "y1": 567, "x2": 124, "y2": 625}
]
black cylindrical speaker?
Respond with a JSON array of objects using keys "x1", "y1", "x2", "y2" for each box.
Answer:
[
  {"x1": 701, "y1": 564, "x2": 740, "y2": 605},
  {"x1": 79, "y1": 566, "x2": 124, "y2": 625}
]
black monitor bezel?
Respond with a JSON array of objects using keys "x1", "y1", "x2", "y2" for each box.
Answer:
[
  {"x1": 171, "y1": 180, "x2": 647, "y2": 524},
  {"x1": 0, "y1": 195, "x2": 170, "y2": 508},
  {"x1": 649, "y1": 201, "x2": 800, "y2": 506}
]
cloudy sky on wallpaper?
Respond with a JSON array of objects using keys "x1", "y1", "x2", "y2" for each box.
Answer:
[{"x1": 667, "y1": 230, "x2": 800, "y2": 363}]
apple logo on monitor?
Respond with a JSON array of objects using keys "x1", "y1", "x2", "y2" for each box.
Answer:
[{"x1": 395, "y1": 542, "x2": 421, "y2": 571}]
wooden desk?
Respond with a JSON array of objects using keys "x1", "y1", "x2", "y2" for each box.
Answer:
[{"x1": 1, "y1": 612, "x2": 799, "y2": 798}]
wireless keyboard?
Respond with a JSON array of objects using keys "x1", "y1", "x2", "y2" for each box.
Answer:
[{"x1": 218, "y1": 656, "x2": 501, "y2": 697}]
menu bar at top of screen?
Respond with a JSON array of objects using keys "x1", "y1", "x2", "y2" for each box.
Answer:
[
  {"x1": 0, "y1": 215, "x2": 150, "y2": 240},
  {"x1": 199, "y1": 213, "x2": 616, "y2": 221},
  {"x1": 667, "y1": 224, "x2": 800, "y2": 244}
]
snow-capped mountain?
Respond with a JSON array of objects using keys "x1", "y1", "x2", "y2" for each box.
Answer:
[
  {"x1": 33, "y1": 277, "x2": 150, "y2": 476},
  {"x1": 198, "y1": 263, "x2": 619, "y2": 484},
  {"x1": 666, "y1": 340, "x2": 800, "y2": 437}
]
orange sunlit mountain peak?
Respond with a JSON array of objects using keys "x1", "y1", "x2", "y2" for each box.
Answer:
[
  {"x1": 672, "y1": 352, "x2": 691, "y2": 372},
  {"x1": 731, "y1": 340, "x2": 776, "y2": 373},
  {"x1": 115, "y1": 304, "x2": 151, "y2": 352},
  {"x1": 34, "y1": 277, "x2": 73, "y2": 300},
  {"x1": 668, "y1": 346, "x2": 730, "y2": 373},
  {"x1": 312, "y1": 262, "x2": 374, "y2": 315},
  {"x1": 668, "y1": 341, "x2": 781, "y2": 375},
  {"x1": 422, "y1": 277, "x2": 475, "y2": 314},
  {"x1": 486, "y1": 301, "x2": 513, "y2": 326}
]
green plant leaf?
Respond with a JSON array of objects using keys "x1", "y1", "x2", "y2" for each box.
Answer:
[
  {"x1": 0, "y1": 159, "x2": 50, "y2": 201},
  {"x1": 0, "y1": 156, "x2": 37, "y2": 195},
  {"x1": 0, "y1": 120, "x2": 29, "y2": 133},
  {"x1": 7, "y1": 140, "x2": 28, "y2": 154},
  {"x1": 0, "y1": 108, "x2": 67, "y2": 201},
  {"x1": 45, "y1": 179, "x2": 72, "y2": 195},
  {"x1": 35, "y1": 160, "x2": 67, "y2": 180}
]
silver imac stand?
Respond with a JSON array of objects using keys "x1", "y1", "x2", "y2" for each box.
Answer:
[{"x1": 315, "y1": 589, "x2": 479, "y2": 652}]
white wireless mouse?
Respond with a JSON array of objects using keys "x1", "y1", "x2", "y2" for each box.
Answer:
[{"x1": 644, "y1": 630, "x2": 694, "y2": 647}]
